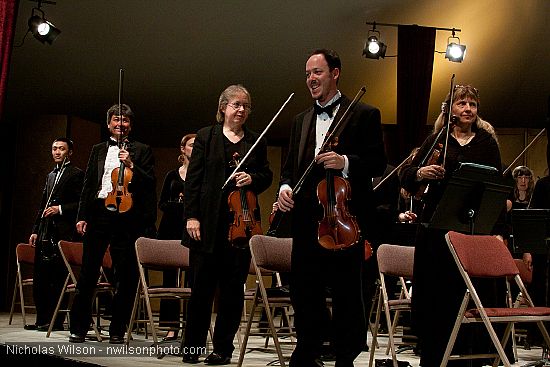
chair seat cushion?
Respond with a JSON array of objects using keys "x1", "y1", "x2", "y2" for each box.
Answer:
[
  {"x1": 147, "y1": 287, "x2": 191, "y2": 295},
  {"x1": 466, "y1": 306, "x2": 550, "y2": 318},
  {"x1": 388, "y1": 299, "x2": 411, "y2": 307}
]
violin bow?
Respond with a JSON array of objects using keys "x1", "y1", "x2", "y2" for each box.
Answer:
[
  {"x1": 221, "y1": 92, "x2": 295, "y2": 190},
  {"x1": 117, "y1": 68, "x2": 125, "y2": 148},
  {"x1": 441, "y1": 74, "x2": 455, "y2": 167},
  {"x1": 42, "y1": 155, "x2": 67, "y2": 218},
  {"x1": 372, "y1": 150, "x2": 415, "y2": 192},
  {"x1": 502, "y1": 128, "x2": 547, "y2": 176}
]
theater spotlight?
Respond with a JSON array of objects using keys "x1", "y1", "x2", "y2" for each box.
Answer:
[
  {"x1": 445, "y1": 30, "x2": 466, "y2": 62},
  {"x1": 363, "y1": 24, "x2": 387, "y2": 59},
  {"x1": 28, "y1": 5, "x2": 60, "y2": 45}
]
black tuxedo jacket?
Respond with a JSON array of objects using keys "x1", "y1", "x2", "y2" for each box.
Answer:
[
  {"x1": 32, "y1": 163, "x2": 85, "y2": 241},
  {"x1": 77, "y1": 139, "x2": 156, "y2": 228},
  {"x1": 280, "y1": 95, "x2": 387, "y2": 237}
]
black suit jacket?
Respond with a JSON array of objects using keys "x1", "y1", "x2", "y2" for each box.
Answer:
[
  {"x1": 32, "y1": 163, "x2": 84, "y2": 241},
  {"x1": 184, "y1": 123, "x2": 272, "y2": 253},
  {"x1": 280, "y1": 95, "x2": 387, "y2": 237},
  {"x1": 77, "y1": 140, "x2": 156, "y2": 229}
]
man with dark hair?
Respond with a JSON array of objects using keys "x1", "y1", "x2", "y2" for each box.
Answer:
[
  {"x1": 68, "y1": 104, "x2": 156, "y2": 344},
  {"x1": 277, "y1": 49, "x2": 387, "y2": 367},
  {"x1": 26, "y1": 137, "x2": 84, "y2": 331}
]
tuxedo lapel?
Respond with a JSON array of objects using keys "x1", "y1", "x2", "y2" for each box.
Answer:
[
  {"x1": 298, "y1": 108, "x2": 315, "y2": 166},
  {"x1": 51, "y1": 165, "x2": 70, "y2": 196},
  {"x1": 97, "y1": 143, "x2": 108, "y2": 185}
]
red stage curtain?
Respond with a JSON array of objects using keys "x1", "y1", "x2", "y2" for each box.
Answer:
[
  {"x1": 0, "y1": 0, "x2": 19, "y2": 120},
  {"x1": 396, "y1": 25, "x2": 436, "y2": 161}
]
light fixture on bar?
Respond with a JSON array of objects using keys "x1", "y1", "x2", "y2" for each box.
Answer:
[
  {"x1": 445, "y1": 29, "x2": 466, "y2": 63},
  {"x1": 363, "y1": 22, "x2": 387, "y2": 59},
  {"x1": 27, "y1": 0, "x2": 60, "y2": 45}
]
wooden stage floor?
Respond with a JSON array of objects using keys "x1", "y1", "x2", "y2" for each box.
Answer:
[{"x1": 0, "y1": 312, "x2": 546, "y2": 366}]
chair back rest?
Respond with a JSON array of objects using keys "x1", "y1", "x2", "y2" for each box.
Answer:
[
  {"x1": 514, "y1": 258, "x2": 533, "y2": 285},
  {"x1": 249, "y1": 235, "x2": 292, "y2": 273},
  {"x1": 16, "y1": 243, "x2": 35, "y2": 265},
  {"x1": 377, "y1": 244, "x2": 414, "y2": 278},
  {"x1": 102, "y1": 247, "x2": 113, "y2": 270},
  {"x1": 135, "y1": 237, "x2": 190, "y2": 270},
  {"x1": 445, "y1": 231, "x2": 519, "y2": 277},
  {"x1": 16, "y1": 243, "x2": 35, "y2": 281},
  {"x1": 58, "y1": 241, "x2": 84, "y2": 284}
]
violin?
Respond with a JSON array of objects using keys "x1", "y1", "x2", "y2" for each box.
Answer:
[
  {"x1": 105, "y1": 141, "x2": 133, "y2": 213},
  {"x1": 414, "y1": 142, "x2": 443, "y2": 200},
  {"x1": 317, "y1": 138, "x2": 361, "y2": 250},
  {"x1": 227, "y1": 152, "x2": 263, "y2": 248}
]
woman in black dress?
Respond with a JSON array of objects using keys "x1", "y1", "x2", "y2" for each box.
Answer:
[
  {"x1": 400, "y1": 85, "x2": 505, "y2": 366},
  {"x1": 157, "y1": 133, "x2": 195, "y2": 340},
  {"x1": 182, "y1": 84, "x2": 272, "y2": 364}
]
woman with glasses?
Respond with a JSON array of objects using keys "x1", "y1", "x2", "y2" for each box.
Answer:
[
  {"x1": 509, "y1": 165, "x2": 535, "y2": 210},
  {"x1": 400, "y1": 84, "x2": 507, "y2": 366},
  {"x1": 181, "y1": 84, "x2": 272, "y2": 364},
  {"x1": 156, "y1": 133, "x2": 196, "y2": 341}
]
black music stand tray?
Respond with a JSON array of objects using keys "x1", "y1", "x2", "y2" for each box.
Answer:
[
  {"x1": 427, "y1": 163, "x2": 512, "y2": 235},
  {"x1": 511, "y1": 209, "x2": 550, "y2": 255}
]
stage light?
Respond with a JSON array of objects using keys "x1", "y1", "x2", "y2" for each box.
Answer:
[
  {"x1": 27, "y1": 2, "x2": 60, "y2": 45},
  {"x1": 445, "y1": 30, "x2": 466, "y2": 62},
  {"x1": 363, "y1": 24, "x2": 387, "y2": 59}
]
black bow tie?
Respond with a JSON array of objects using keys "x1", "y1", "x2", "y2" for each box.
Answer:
[
  {"x1": 314, "y1": 97, "x2": 342, "y2": 118},
  {"x1": 53, "y1": 162, "x2": 69, "y2": 173},
  {"x1": 108, "y1": 138, "x2": 130, "y2": 147}
]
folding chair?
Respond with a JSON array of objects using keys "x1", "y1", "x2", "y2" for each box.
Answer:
[
  {"x1": 46, "y1": 241, "x2": 114, "y2": 340},
  {"x1": 368, "y1": 244, "x2": 415, "y2": 367},
  {"x1": 237, "y1": 235, "x2": 295, "y2": 367},
  {"x1": 441, "y1": 231, "x2": 550, "y2": 367},
  {"x1": 9, "y1": 243, "x2": 36, "y2": 325},
  {"x1": 126, "y1": 237, "x2": 192, "y2": 357}
]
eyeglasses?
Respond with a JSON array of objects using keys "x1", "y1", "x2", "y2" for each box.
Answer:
[{"x1": 227, "y1": 102, "x2": 251, "y2": 112}]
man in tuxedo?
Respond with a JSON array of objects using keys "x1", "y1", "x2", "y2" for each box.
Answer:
[
  {"x1": 27, "y1": 137, "x2": 84, "y2": 331},
  {"x1": 277, "y1": 49, "x2": 387, "y2": 367},
  {"x1": 68, "y1": 104, "x2": 156, "y2": 344}
]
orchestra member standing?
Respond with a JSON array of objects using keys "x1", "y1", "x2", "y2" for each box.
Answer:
[
  {"x1": 27, "y1": 138, "x2": 84, "y2": 331},
  {"x1": 277, "y1": 49, "x2": 387, "y2": 367},
  {"x1": 182, "y1": 85, "x2": 272, "y2": 364},
  {"x1": 69, "y1": 104, "x2": 156, "y2": 344},
  {"x1": 157, "y1": 133, "x2": 195, "y2": 341},
  {"x1": 400, "y1": 85, "x2": 504, "y2": 366}
]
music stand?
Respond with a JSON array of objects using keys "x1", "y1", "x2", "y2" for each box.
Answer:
[
  {"x1": 511, "y1": 210, "x2": 550, "y2": 367},
  {"x1": 427, "y1": 163, "x2": 512, "y2": 234},
  {"x1": 511, "y1": 209, "x2": 550, "y2": 254}
]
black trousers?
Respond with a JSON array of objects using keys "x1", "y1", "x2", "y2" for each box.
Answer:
[
  {"x1": 183, "y1": 244, "x2": 251, "y2": 356},
  {"x1": 289, "y1": 215, "x2": 367, "y2": 367},
  {"x1": 69, "y1": 202, "x2": 139, "y2": 337},
  {"x1": 33, "y1": 244, "x2": 67, "y2": 327}
]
